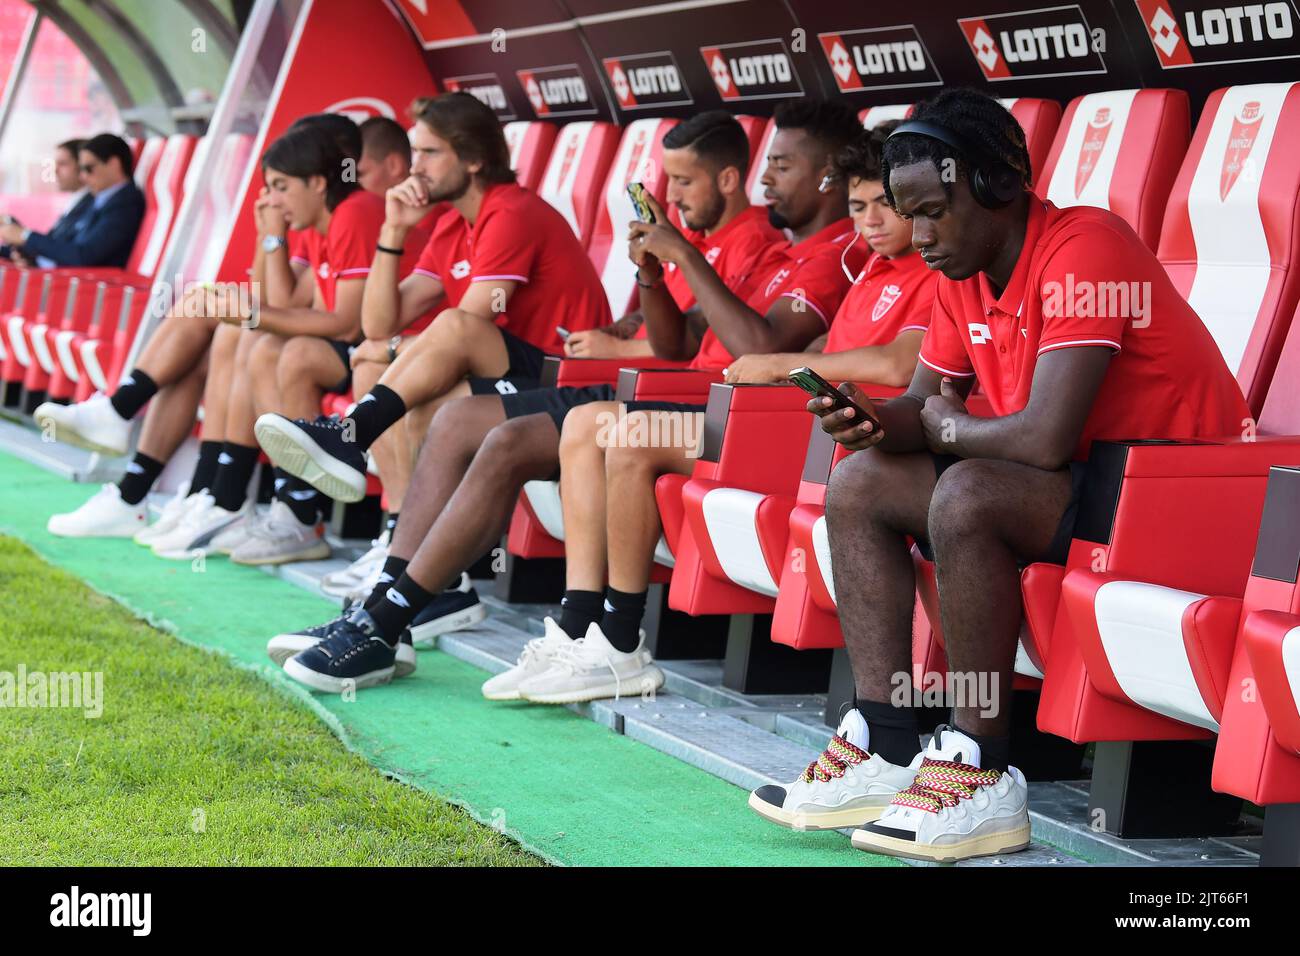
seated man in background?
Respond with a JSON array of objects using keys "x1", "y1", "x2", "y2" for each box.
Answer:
[
  {"x1": 1, "y1": 138, "x2": 89, "y2": 265},
  {"x1": 507, "y1": 118, "x2": 934, "y2": 706},
  {"x1": 261, "y1": 103, "x2": 854, "y2": 695},
  {"x1": 773, "y1": 90, "x2": 1249, "y2": 863},
  {"x1": 0, "y1": 134, "x2": 143, "y2": 268}
]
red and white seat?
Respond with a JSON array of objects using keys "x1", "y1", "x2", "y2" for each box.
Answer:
[
  {"x1": 999, "y1": 98, "x2": 1062, "y2": 184},
  {"x1": 535, "y1": 121, "x2": 621, "y2": 248},
  {"x1": 503, "y1": 121, "x2": 558, "y2": 192},
  {"x1": 586, "y1": 117, "x2": 678, "y2": 317},
  {"x1": 1038, "y1": 89, "x2": 1190, "y2": 250}
]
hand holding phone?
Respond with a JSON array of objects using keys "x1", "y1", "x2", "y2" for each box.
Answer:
[
  {"x1": 627, "y1": 182, "x2": 656, "y2": 223},
  {"x1": 788, "y1": 366, "x2": 885, "y2": 447}
]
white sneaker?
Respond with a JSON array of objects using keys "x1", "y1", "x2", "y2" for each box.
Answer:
[
  {"x1": 517, "y1": 622, "x2": 664, "y2": 704},
  {"x1": 748, "y1": 710, "x2": 920, "y2": 831},
  {"x1": 133, "y1": 483, "x2": 194, "y2": 546},
  {"x1": 320, "y1": 531, "x2": 389, "y2": 599},
  {"x1": 208, "y1": 512, "x2": 257, "y2": 554},
  {"x1": 150, "y1": 492, "x2": 247, "y2": 559},
  {"x1": 229, "y1": 499, "x2": 330, "y2": 566},
  {"x1": 850, "y1": 725, "x2": 1031, "y2": 863},
  {"x1": 481, "y1": 617, "x2": 572, "y2": 701},
  {"x1": 34, "y1": 392, "x2": 132, "y2": 456},
  {"x1": 47, "y1": 484, "x2": 147, "y2": 538}
]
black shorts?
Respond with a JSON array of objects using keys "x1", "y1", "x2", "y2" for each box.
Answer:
[
  {"x1": 466, "y1": 329, "x2": 551, "y2": 396},
  {"x1": 914, "y1": 453, "x2": 1088, "y2": 566},
  {"x1": 325, "y1": 339, "x2": 353, "y2": 395}
]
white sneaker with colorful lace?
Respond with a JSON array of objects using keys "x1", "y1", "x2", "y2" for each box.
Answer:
[
  {"x1": 850, "y1": 725, "x2": 1030, "y2": 863},
  {"x1": 748, "y1": 709, "x2": 919, "y2": 831}
]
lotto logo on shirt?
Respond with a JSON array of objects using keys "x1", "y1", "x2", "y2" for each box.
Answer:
[
  {"x1": 603, "y1": 52, "x2": 693, "y2": 111},
  {"x1": 516, "y1": 65, "x2": 598, "y2": 118},
  {"x1": 818, "y1": 25, "x2": 943, "y2": 92},
  {"x1": 968, "y1": 322, "x2": 993, "y2": 344},
  {"x1": 699, "y1": 39, "x2": 804, "y2": 101},
  {"x1": 1135, "y1": 0, "x2": 1300, "y2": 68},
  {"x1": 443, "y1": 74, "x2": 516, "y2": 120},
  {"x1": 957, "y1": 6, "x2": 1107, "y2": 80}
]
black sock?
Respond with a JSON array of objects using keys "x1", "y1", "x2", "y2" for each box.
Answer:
[
  {"x1": 187, "y1": 440, "x2": 222, "y2": 495},
  {"x1": 367, "y1": 572, "x2": 435, "y2": 645},
  {"x1": 365, "y1": 556, "x2": 410, "y2": 608},
  {"x1": 109, "y1": 369, "x2": 158, "y2": 421},
  {"x1": 954, "y1": 726, "x2": 1011, "y2": 773},
  {"x1": 275, "y1": 470, "x2": 320, "y2": 525},
  {"x1": 600, "y1": 587, "x2": 648, "y2": 653},
  {"x1": 385, "y1": 512, "x2": 399, "y2": 537},
  {"x1": 117, "y1": 452, "x2": 165, "y2": 505},
  {"x1": 210, "y1": 442, "x2": 259, "y2": 512},
  {"x1": 858, "y1": 697, "x2": 921, "y2": 766},
  {"x1": 558, "y1": 589, "x2": 603, "y2": 641},
  {"x1": 345, "y1": 384, "x2": 406, "y2": 450}
]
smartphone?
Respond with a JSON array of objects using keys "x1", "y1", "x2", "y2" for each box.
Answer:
[
  {"x1": 787, "y1": 366, "x2": 883, "y2": 433},
  {"x1": 556, "y1": 326, "x2": 571, "y2": 341},
  {"x1": 627, "y1": 182, "x2": 656, "y2": 223}
]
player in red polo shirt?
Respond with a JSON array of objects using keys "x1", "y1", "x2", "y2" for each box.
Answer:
[
  {"x1": 518, "y1": 118, "x2": 934, "y2": 708},
  {"x1": 792, "y1": 90, "x2": 1248, "y2": 863}
]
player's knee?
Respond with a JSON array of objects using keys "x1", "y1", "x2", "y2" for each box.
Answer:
[
  {"x1": 480, "y1": 417, "x2": 544, "y2": 484},
  {"x1": 928, "y1": 459, "x2": 998, "y2": 546},
  {"x1": 248, "y1": 335, "x2": 281, "y2": 376},
  {"x1": 560, "y1": 403, "x2": 606, "y2": 460},
  {"x1": 826, "y1": 448, "x2": 898, "y2": 525}
]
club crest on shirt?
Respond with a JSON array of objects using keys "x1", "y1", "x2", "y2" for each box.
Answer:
[
  {"x1": 872, "y1": 283, "x2": 902, "y2": 321},
  {"x1": 765, "y1": 267, "x2": 791, "y2": 298}
]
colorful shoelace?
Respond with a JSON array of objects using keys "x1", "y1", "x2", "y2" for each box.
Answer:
[
  {"x1": 801, "y1": 734, "x2": 870, "y2": 783},
  {"x1": 889, "y1": 757, "x2": 1002, "y2": 813}
]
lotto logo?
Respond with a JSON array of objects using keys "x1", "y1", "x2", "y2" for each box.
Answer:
[{"x1": 968, "y1": 322, "x2": 993, "y2": 344}]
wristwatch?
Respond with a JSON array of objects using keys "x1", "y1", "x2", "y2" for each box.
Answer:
[
  {"x1": 261, "y1": 235, "x2": 287, "y2": 254},
  {"x1": 387, "y1": 335, "x2": 402, "y2": 363}
]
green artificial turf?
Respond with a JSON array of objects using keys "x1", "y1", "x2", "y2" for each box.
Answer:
[{"x1": 0, "y1": 450, "x2": 901, "y2": 866}]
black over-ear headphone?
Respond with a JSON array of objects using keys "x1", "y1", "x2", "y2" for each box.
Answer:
[{"x1": 886, "y1": 120, "x2": 1022, "y2": 209}]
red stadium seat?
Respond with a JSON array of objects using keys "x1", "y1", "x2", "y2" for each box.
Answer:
[
  {"x1": 587, "y1": 117, "x2": 678, "y2": 318},
  {"x1": 503, "y1": 121, "x2": 558, "y2": 192},
  {"x1": 998, "y1": 98, "x2": 1062, "y2": 184},
  {"x1": 1038, "y1": 89, "x2": 1190, "y2": 250},
  {"x1": 535, "y1": 121, "x2": 621, "y2": 248},
  {"x1": 858, "y1": 104, "x2": 912, "y2": 128}
]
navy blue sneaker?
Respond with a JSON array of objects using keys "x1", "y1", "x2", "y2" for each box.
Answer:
[
  {"x1": 254, "y1": 413, "x2": 368, "y2": 504},
  {"x1": 283, "y1": 607, "x2": 406, "y2": 692},
  {"x1": 269, "y1": 603, "x2": 416, "y2": 677},
  {"x1": 408, "y1": 573, "x2": 488, "y2": 648}
]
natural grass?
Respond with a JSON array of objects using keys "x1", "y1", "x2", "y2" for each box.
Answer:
[{"x1": 0, "y1": 535, "x2": 540, "y2": 866}]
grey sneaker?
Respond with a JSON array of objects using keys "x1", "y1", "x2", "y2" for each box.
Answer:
[{"x1": 229, "y1": 499, "x2": 330, "y2": 566}]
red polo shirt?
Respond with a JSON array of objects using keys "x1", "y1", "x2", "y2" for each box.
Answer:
[
  {"x1": 413, "y1": 182, "x2": 610, "y2": 353},
  {"x1": 659, "y1": 205, "x2": 784, "y2": 315},
  {"x1": 307, "y1": 191, "x2": 427, "y2": 318},
  {"x1": 825, "y1": 248, "x2": 936, "y2": 352},
  {"x1": 690, "y1": 218, "x2": 865, "y2": 371},
  {"x1": 918, "y1": 200, "x2": 1249, "y2": 461}
]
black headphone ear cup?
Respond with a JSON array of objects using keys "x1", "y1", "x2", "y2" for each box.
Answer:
[{"x1": 986, "y1": 165, "x2": 1021, "y2": 207}]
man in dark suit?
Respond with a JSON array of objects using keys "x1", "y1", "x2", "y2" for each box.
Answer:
[
  {"x1": 0, "y1": 138, "x2": 92, "y2": 264},
  {"x1": 0, "y1": 133, "x2": 144, "y2": 268}
]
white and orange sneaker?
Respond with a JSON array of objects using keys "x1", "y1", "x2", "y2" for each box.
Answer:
[
  {"x1": 748, "y1": 709, "x2": 918, "y2": 831},
  {"x1": 850, "y1": 725, "x2": 1030, "y2": 863}
]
